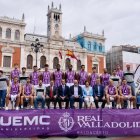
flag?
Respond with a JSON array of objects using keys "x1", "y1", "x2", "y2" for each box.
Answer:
[
  {"x1": 66, "y1": 49, "x2": 78, "y2": 60},
  {"x1": 134, "y1": 65, "x2": 140, "y2": 94},
  {"x1": 59, "y1": 51, "x2": 62, "y2": 59}
]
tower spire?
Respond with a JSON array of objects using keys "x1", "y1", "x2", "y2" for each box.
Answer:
[
  {"x1": 59, "y1": 3, "x2": 61, "y2": 10},
  {"x1": 52, "y1": 2, "x2": 54, "y2": 8},
  {"x1": 102, "y1": 30, "x2": 104, "y2": 36},
  {"x1": 22, "y1": 13, "x2": 25, "y2": 21},
  {"x1": 48, "y1": 5, "x2": 50, "y2": 11},
  {"x1": 84, "y1": 26, "x2": 86, "y2": 32}
]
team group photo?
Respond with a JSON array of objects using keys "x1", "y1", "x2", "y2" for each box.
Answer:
[
  {"x1": 0, "y1": 0, "x2": 140, "y2": 139},
  {"x1": 0, "y1": 62, "x2": 137, "y2": 110}
]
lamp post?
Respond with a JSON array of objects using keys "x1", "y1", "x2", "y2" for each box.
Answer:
[{"x1": 31, "y1": 38, "x2": 44, "y2": 67}]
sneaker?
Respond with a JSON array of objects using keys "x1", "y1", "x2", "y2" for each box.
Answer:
[
  {"x1": 16, "y1": 107, "x2": 19, "y2": 110},
  {"x1": 131, "y1": 105, "x2": 133, "y2": 109},
  {"x1": 116, "y1": 104, "x2": 120, "y2": 109},
  {"x1": 21, "y1": 105, "x2": 23, "y2": 109},
  {"x1": 30, "y1": 106, "x2": 33, "y2": 109},
  {"x1": 5, "y1": 107, "x2": 8, "y2": 110},
  {"x1": 109, "y1": 105, "x2": 111, "y2": 109},
  {"x1": 107, "y1": 104, "x2": 111, "y2": 109}
]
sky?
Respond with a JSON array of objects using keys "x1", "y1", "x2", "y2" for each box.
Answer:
[{"x1": 0, "y1": 0, "x2": 140, "y2": 50}]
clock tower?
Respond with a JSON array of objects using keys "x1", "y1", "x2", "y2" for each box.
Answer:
[{"x1": 47, "y1": 2, "x2": 62, "y2": 38}]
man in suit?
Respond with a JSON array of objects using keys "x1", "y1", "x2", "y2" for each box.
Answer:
[
  {"x1": 69, "y1": 80, "x2": 83, "y2": 109},
  {"x1": 93, "y1": 78, "x2": 106, "y2": 108},
  {"x1": 58, "y1": 79, "x2": 70, "y2": 109},
  {"x1": 46, "y1": 80, "x2": 58, "y2": 109}
]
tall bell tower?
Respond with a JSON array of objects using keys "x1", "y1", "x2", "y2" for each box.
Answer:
[{"x1": 47, "y1": 2, "x2": 62, "y2": 38}]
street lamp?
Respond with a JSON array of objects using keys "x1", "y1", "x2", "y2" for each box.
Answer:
[{"x1": 31, "y1": 38, "x2": 44, "y2": 66}]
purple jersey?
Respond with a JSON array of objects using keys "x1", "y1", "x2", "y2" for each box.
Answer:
[
  {"x1": 116, "y1": 70, "x2": 124, "y2": 79},
  {"x1": 10, "y1": 83, "x2": 19, "y2": 95},
  {"x1": 54, "y1": 70, "x2": 63, "y2": 87},
  {"x1": 79, "y1": 70, "x2": 88, "y2": 85},
  {"x1": 30, "y1": 72, "x2": 39, "y2": 85},
  {"x1": 90, "y1": 73, "x2": 98, "y2": 87},
  {"x1": 11, "y1": 69, "x2": 20, "y2": 80},
  {"x1": 101, "y1": 73, "x2": 110, "y2": 87},
  {"x1": 121, "y1": 85, "x2": 130, "y2": 95},
  {"x1": 66, "y1": 70, "x2": 75, "y2": 83},
  {"x1": 108, "y1": 85, "x2": 116, "y2": 95},
  {"x1": 24, "y1": 84, "x2": 32, "y2": 96},
  {"x1": 43, "y1": 71, "x2": 51, "y2": 84}
]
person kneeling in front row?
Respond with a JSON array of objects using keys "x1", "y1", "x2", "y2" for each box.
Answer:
[
  {"x1": 34, "y1": 80, "x2": 45, "y2": 109},
  {"x1": 5, "y1": 77, "x2": 21, "y2": 110},
  {"x1": 70, "y1": 80, "x2": 83, "y2": 109},
  {"x1": 21, "y1": 77, "x2": 34, "y2": 109}
]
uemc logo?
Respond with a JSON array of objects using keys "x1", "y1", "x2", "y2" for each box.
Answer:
[{"x1": 58, "y1": 112, "x2": 74, "y2": 132}]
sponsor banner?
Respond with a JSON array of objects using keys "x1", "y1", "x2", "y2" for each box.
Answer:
[
  {"x1": 0, "y1": 109, "x2": 140, "y2": 137},
  {"x1": 134, "y1": 65, "x2": 140, "y2": 94}
]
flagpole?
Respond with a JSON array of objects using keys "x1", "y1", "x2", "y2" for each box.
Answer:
[{"x1": 62, "y1": 49, "x2": 66, "y2": 71}]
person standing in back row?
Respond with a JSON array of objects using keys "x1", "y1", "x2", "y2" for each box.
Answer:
[
  {"x1": 10, "y1": 63, "x2": 21, "y2": 82},
  {"x1": 116, "y1": 64, "x2": 124, "y2": 80},
  {"x1": 124, "y1": 64, "x2": 135, "y2": 96},
  {"x1": 53, "y1": 64, "x2": 64, "y2": 87},
  {"x1": 0, "y1": 70, "x2": 9, "y2": 109},
  {"x1": 100, "y1": 68, "x2": 110, "y2": 87},
  {"x1": 42, "y1": 64, "x2": 51, "y2": 88},
  {"x1": 90, "y1": 67, "x2": 99, "y2": 87},
  {"x1": 65, "y1": 64, "x2": 76, "y2": 87},
  {"x1": 19, "y1": 67, "x2": 29, "y2": 86},
  {"x1": 30, "y1": 66, "x2": 40, "y2": 87},
  {"x1": 78, "y1": 65, "x2": 88, "y2": 88}
]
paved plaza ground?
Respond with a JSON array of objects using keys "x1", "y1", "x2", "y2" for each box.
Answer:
[{"x1": 1, "y1": 137, "x2": 140, "y2": 140}]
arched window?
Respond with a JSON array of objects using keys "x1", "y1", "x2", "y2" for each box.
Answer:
[
  {"x1": 0, "y1": 27, "x2": 2, "y2": 38},
  {"x1": 77, "y1": 60, "x2": 81, "y2": 71},
  {"x1": 99, "y1": 43, "x2": 102, "y2": 52},
  {"x1": 94, "y1": 42, "x2": 97, "y2": 51},
  {"x1": 6, "y1": 28, "x2": 11, "y2": 39},
  {"x1": 27, "y1": 55, "x2": 33, "y2": 69},
  {"x1": 65, "y1": 58, "x2": 71, "y2": 70},
  {"x1": 15, "y1": 30, "x2": 20, "y2": 40},
  {"x1": 40, "y1": 56, "x2": 46, "y2": 68},
  {"x1": 88, "y1": 41, "x2": 91, "y2": 50},
  {"x1": 53, "y1": 57, "x2": 59, "y2": 69},
  {"x1": 58, "y1": 15, "x2": 60, "y2": 20}
]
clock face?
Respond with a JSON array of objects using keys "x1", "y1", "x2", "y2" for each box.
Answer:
[{"x1": 55, "y1": 24, "x2": 59, "y2": 30}]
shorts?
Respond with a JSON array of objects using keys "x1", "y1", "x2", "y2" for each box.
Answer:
[
  {"x1": 109, "y1": 96, "x2": 115, "y2": 101},
  {"x1": 10, "y1": 95, "x2": 18, "y2": 102},
  {"x1": 124, "y1": 95, "x2": 132, "y2": 100}
]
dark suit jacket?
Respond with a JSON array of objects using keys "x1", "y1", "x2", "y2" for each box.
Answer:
[
  {"x1": 58, "y1": 85, "x2": 70, "y2": 97},
  {"x1": 93, "y1": 84, "x2": 105, "y2": 98},
  {"x1": 70, "y1": 85, "x2": 83, "y2": 97},
  {"x1": 46, "y1": 86, "x2": 58, "y2": 97}
]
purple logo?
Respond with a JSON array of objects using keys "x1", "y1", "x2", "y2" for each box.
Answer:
[{"x1": 58, "y1": 112, "x2": 74, "y2": 132}]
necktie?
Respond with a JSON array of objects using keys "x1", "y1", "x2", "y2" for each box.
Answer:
[
  {"x1": 98, "y1": 86, "x2": 100, "y2": 94},
  {"x1": 50, "y1": 86, "x2": 53, "y2": 98},
  {"x1": 63, "y1": 86, "x2": 65, "y2": 96}
]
